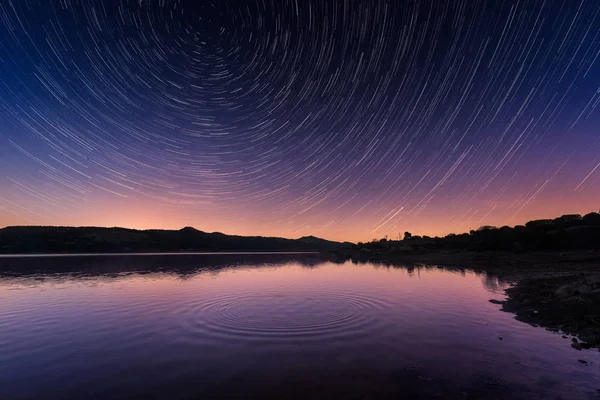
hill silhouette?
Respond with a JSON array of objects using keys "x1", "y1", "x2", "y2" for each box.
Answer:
[{"x1": 0, "y1": 226, "x2": 351, "y2": 254}]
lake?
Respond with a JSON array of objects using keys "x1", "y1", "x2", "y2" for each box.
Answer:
[{"x1": 0, "y1": 254, "x2": 598, "y2": 399}]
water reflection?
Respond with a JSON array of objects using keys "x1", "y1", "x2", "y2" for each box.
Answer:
[
  {"x1": 0, "y1": 254, "x2": 509, "y2": 293},
  {"x1": 0, "y1": 255, "x2": 597, "y2": 399},
  {"x1": 0, "y1": 253, "x2": 326, "y2": 285}
]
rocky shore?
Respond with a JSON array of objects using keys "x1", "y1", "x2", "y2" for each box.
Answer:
[{"x1": 495, "y1": 271, "x2": 600, "y2": 349}]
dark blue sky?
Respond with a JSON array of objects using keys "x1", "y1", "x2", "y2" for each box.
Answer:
[{"x1": 0, "y1": 0, "x2": 599, "y2": 241}]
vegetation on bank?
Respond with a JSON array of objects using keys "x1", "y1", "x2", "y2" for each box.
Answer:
[{"x1": 344, "y1": 212, "x2": 600, "y2": 261}]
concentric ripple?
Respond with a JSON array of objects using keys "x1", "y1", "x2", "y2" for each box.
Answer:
[{"x1": 177, "y1": 290, "x2": 392, "y2": 342}]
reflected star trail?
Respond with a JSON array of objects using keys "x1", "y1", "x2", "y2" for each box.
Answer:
[{"x1": 0, "y1": 0, "x2": 599, "y2": 242}]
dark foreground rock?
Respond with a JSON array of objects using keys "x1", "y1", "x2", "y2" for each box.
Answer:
[{"x1": 500, "y1": 272, "x2": 600, "y2": 348}]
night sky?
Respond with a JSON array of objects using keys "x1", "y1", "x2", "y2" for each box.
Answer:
[{"x1": 0, "y1": 0, "x2": 599, "y2": 242}]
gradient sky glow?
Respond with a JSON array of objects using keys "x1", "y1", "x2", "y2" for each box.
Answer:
[{"x1": 0, "y1": 0, "x2": 599, "y2": 242}]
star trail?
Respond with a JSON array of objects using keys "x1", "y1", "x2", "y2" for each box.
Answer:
[{"x1": 0, "y1": 0, "x2": 599, "y2": 242}]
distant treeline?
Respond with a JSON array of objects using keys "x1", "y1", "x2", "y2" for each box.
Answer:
[
  {"x1": 0, "y1": 226, "x2": 350, "y2": 254},
  {"x1": 357, "y1": 212, "x2": 600, "y2": 253}
]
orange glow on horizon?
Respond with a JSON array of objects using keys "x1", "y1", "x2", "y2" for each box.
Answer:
[{"x1": 0, "y1": 194, "x2": 597, "y2": 243}]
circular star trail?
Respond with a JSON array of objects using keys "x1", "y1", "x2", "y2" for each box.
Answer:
[{"x1": 0, "y1": 0, "x2": 599, "y2": 241}]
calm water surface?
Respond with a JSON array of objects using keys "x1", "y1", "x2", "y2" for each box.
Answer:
[{"x1": 0, "y1": 254, "x2": 598, "y2": 399}]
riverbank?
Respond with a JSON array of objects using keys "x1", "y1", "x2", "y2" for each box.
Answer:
[
  {"x1": 328, "y1": 249, "x2": 600, "y2": 349},
  {"x1": 498, "y1": 272, "x2": 600, "y2": 350}
]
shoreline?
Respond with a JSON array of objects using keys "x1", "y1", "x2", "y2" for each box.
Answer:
[{"x1": 330, "y1": 249, "x2": 600, "y2": 349}]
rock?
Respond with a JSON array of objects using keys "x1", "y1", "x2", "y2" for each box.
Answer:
[
  {"x1": 489, "y1": 299, "x2": 505, "y2": 305},
  {"x1": 574, "y1": 284, "x2": 591, "y2": 295},
  {"x1": 578, "y1": 359, "x2": 588, "y2": 364},
  {"x1": 405, "y1": 363, "x2": 422, "y2": 371},
  {"x1": 498, "y1": 336, "x2": 503, "y2": 340},
  {"x1": 572, "y1": 342, "x2": 583, "y2": 350},
  {"x1": 572, "y1": 338, "x2": 579, "y2": 343},
  {"x1": 566, "y1": 295, "x2": 586, "y2": 304},
  {"x1": 484, "y1": 376, "x2": 507, "y2": 386},
  {"x1": 555, "y1": 285, "x2": 572, "y2": 297}
]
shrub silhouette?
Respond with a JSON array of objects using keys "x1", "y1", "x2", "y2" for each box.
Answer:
[{"x1": 356, "y1": 212, "x2": 600, "y2": 254}]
